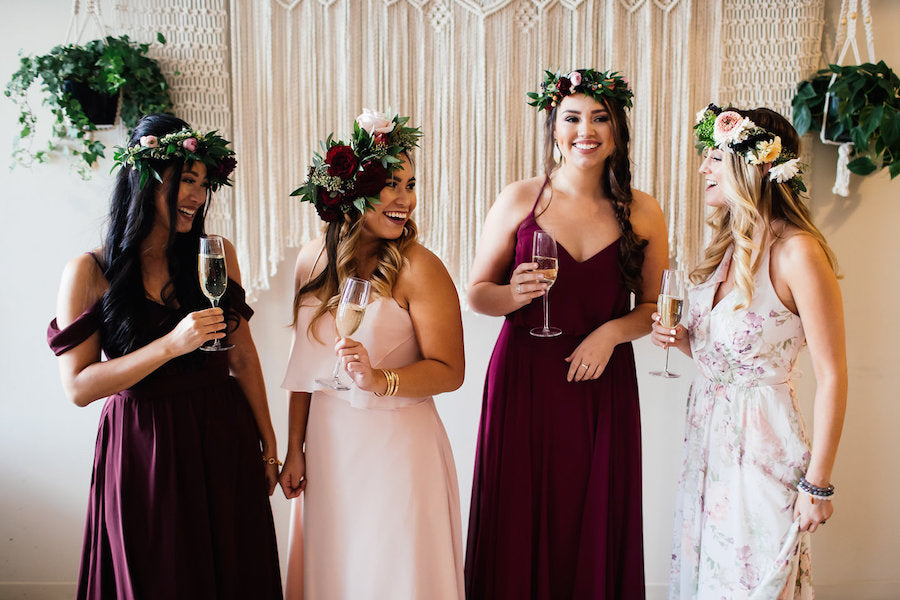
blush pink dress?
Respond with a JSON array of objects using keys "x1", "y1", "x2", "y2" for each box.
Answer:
[{"x1": 282, "y1": 297, "x2": 464, "y2": 600}]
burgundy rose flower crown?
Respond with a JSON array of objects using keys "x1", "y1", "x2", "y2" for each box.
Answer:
[
  {"x1": 527, "y1": 68, "x2": 633, "y2": 112},
  {"x1": 112, "y1": 128, "x2": 236, "y2": 191},
  {"x1": 292, "y1": 110, "x2": 423, "y2": 223}
]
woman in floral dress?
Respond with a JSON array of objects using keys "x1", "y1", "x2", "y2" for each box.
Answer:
[{"x1": 652, "y1": 105, "x2": 847, "y2": 599}]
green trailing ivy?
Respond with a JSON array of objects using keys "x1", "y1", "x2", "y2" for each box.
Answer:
[
  {"x1": 4, "y1": 33, "x2": 173, "y2": 177},
  {"x1": 793, "y1": 61, "x2": 900, "y2": 180}
]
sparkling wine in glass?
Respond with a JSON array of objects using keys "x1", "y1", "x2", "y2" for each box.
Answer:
[
  {"x1": 198, "y1": 235, "x2": 233, "y2": 351},
  {"x1": 529, "y1": 230, "x2": 562, "y2": 338},
  {"x1": 650, "y1": 269, "x2": 685, "y2": 377},
  {"x1": 317, "y1": 276, "x2": 371, "y2": 390}
]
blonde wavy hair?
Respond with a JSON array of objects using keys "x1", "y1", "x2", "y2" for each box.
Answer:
[
  {"x1": 691, "y1": 108, "x2": 838, "y2": 309},
  {"x1": 291, "y1": 210, "x2": 419, "y2": 343}
]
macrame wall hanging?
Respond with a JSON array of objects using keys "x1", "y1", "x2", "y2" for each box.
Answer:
[{"x1": 111, "y1": 0, "x2": 824, "y2": 299}]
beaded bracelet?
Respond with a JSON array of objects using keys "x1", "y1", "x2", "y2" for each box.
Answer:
[
  {"x1": 374, "y1": 369, "x2": 399, "y2": 397},
  {"x1": 798, "y1": 476, "x2": 834, "y2": 498},
  {"x1": 798, "y1": 488, "x2": 834, "y2": 502},
  {"x1": 262, "y1": 456, "x2": 283, "y2": 467}
]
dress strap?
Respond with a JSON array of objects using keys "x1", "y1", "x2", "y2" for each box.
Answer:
[
  {"x1": 86, "y1": 250, "x2": 105, "y2": 272},
  {"x1": 47, "y1": 302, "x2": 103, "y2": 356},
  {"x1": 308, "y1": 242, "x2": 326, "y2": 282},
  {"x1": 531, "y1": 177, "x2": 550, "y2": 217}
]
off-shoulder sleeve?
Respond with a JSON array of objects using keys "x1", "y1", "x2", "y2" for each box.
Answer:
[
  {"x1": 224, "y1": 279, "x2": 254, "y2": 321},
  {"x1": 47, "y1": 301, "x2": 103, "y2": 356}
]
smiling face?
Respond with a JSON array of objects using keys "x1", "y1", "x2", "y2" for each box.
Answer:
[
  {"x1": 361, "y1": 154, "x2": 416, "y2": 241},
  {"x1": 553, "y1": 93, "x2": 615, "y2": 170},
  {"x1": 154, "y1": 161, "x2": 208, "y2": 234},
  {"x1": 699, "y1": 148, "x2": 729, "y2": 208}
]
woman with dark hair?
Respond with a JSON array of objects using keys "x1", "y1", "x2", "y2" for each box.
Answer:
[
  {"x1": 653, "y1": 105, "x2": 846, "y2": 598},
  {"x1": 47, "y1": 114, "x2": 282, "y2": 599},
  {"x1": 279, "y1": 110, "x2": 465, "y2": 599},
  {"x1": 464, "y1": 69, "x2": 668, "y2": 598}
]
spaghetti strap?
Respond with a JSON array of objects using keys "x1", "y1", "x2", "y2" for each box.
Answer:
[
  {"x1": 308, "y1": 243, "x2": 326, "y2": 282},
  {"x1": 531, "y1": 177, "x2": 550, "y2": 217}
]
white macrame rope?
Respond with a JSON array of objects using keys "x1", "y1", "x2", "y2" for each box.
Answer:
[{"x1": 823, "y1": 0, "x2": 876, "y2": 196}]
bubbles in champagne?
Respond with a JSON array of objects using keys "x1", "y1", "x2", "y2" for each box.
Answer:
[
  {"x1": 336, "y1": 303, "x2": 366, "y2": 337},
  {"x1": 657, "y1": 294, "x2": 683, "y2": 328},
  {"x1": 199, "y1": 254, "x2": 227, "y2": 302}
]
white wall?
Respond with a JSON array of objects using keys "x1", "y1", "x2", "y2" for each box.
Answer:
[{"x1": 2, "y1": 1, "x2": 898, "y2": 599}]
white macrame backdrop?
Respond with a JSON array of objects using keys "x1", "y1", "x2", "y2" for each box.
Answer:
[{"x1": 109, "y1": 0, "x2": 824, "y2": 298}]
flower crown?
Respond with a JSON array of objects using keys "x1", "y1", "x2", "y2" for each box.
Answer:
[
  {"x1": 694, "y1": 104, "x2": 806, "y2": 193},
  {"x1": 291, "y1": 110, "x2": 422, "y2": 223},
  {"x1": 527, "y1": 68, "x2": 633, "y2": 112},
  {"x1": 112, "y1": 128, "x2": 237, "y2": 191}
]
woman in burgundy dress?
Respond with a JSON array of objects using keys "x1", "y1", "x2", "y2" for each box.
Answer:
[
  {"x1": 465, "y1": 69, "x2": 668, "y2": 599},
  {"x1": 47, "y1": 114, "x2": 282, "y2": 599}
]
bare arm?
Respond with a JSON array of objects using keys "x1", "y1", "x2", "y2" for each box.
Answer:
[
  {"x1": 220, "y1": 239, "x2": 279, "y2": 494},
  {"x1": 343, "y1": 244, "x2": 465, "y2": 397},
  {"x1": 467, "y1": 178, "x2": 549, "y2": 316},
  {"x1": 279, "y1": 239, "x2": 324, "y2": 498},
  {"x1": 55, "y1": 253, "x2": 226, "y2": 407},
  {"x1": 779, "y1": 234, "x2": 847, "y2": 532},
  {"x1": 565, "y1": 190, "x2": 669, "y2": 381}
]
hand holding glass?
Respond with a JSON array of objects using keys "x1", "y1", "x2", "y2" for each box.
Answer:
[
  {"x1": 650, "y1": 269, "x2": 684, "y2": 377},
  {"x1": 198, "y1": 235, "x2": 233, "y2": 351},
  {"x1": 529, "y1": 230, "x2": 562, "y2": 338},
  {"x1": 317, "y1": 276, "x2": 371, "y2": 390}
]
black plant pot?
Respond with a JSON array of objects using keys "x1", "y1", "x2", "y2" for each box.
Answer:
[{"x1": 62, "y1": 80, "x2": 118, "y2": 126}]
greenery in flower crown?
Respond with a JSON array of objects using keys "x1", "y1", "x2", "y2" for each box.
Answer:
[
  {"x1": 695, "y1": 103, "x2": 807, "y2": 193},
  {"x1": 111, "y1": 128, "x2": 236, "y2": 191},
  {"x1": 291, "y1": 110, "x2": 422, "y2": 222},
  {"x1": 527, "y1": 68, "x2": 633, "y2": 112}
]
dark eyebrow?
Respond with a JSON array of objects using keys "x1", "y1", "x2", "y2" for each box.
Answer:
[
  {"x1": 561, "y1": 109, "x2": 608, "y2": 115},
  {"x1": 183, "y1": 168, "x2": 202, "y2": 177}
]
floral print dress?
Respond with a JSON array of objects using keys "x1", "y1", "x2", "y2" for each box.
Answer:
[{"x1": 670, "y1": 243, "x2": 814, "y2": 600}]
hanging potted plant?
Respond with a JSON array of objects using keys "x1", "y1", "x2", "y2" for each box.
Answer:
[
  {"x1": 792, "y1": 60, "x2": 900, "y2": 179},
  {"x1": 4, "y1": 33, "x2": 173, "y2": 176}
]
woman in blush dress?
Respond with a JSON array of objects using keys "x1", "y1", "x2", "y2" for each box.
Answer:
[
  {"x1": 653, "y1": 105, "x2": 847, "y2": 599},
  {"x1": 465, "y1": 68, "x2": 669, "y2": 599},
  {"x1": 279, "y1": 110, "x2": 465, "y2": 600},
  {"x1": 47, "y1": 113, "x2": 282, "y2": 600}
]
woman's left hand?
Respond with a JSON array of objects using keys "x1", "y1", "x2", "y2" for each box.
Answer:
[
  {"x1": 335, "y1": 337, "x2": 379, "y2": 392},
  {"x1": 263, "y1": 461, "x2": 279, "y2": 496},
  {"x1": 564, "y1": 328, "x2": 616, "y2": 382},
  {"x1": 794, "y1": 493, "x2": 834, "y2": 533}
]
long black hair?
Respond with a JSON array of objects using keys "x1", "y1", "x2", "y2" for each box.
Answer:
[{"x1": 100, "y1": 113, "x2": 211, "y2": 356}]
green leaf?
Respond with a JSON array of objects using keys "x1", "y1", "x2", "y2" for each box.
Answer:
[
  {"x1": 889, "y1": 160, "x2": 900, "y2": 179},
  {"x1": 847, "y1": 156, "x2": 877, "y2": 175},
  {"x1": 156, "y1": 32, "x2": 166, "y2": 44},
  {"x1": 794, "y1": 105, "x2": 812, "y2": 135}
]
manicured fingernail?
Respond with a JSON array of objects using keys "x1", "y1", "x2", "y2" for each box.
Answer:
[
  {"x1": 671, "y1": 329, "x2": 676, "y2": 335},
  {"x1": 670, "y1": 337, "x2": 675, "y2": 343}
]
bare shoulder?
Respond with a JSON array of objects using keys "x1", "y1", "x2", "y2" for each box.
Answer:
[
  {"x1": 58, "y1": 251, "x2": 108, "y2": 323},
  {"x1": 492, "y1": 176, "x2": 546, "y2": 222},
  {"x1": 628, "y1": 188, "x2": 665, "y2": 235},
  {"x1": 219, "y1": 236, "x2": 244, "y2": 284},
  {"x1": 294, "y1": 236, "x2": 327, "y2": 286},
  {"x1": 401, "y1": 242, "x2": 453, "y2": 282},
  {"x1": 773, "y1": 226, "x2": 831, "y2": 270}
]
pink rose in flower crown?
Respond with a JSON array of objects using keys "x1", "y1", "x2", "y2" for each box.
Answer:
[
  {"x1": 139, "y1": 135, "x2": 158, "y2": 148},
  {"x1": 713, "y1": 111, "x2": 749, "y2": 147},
  {"x1": 568, "y1": 71, "x2": 583, "y2": 87},
  {"x1": 356, "y1": 109, "x2": 395, "y2": 136},
  {"x1": 182, "y1": 137, "x2": 198, "y2": 152},
  {"x1": 325, "y1": 144, "x2": 359, "y2": 179}
]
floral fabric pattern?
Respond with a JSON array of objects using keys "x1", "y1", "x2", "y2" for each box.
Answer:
[{"x1": 671, "y1": 243, "x2": 814, "y2": 599}]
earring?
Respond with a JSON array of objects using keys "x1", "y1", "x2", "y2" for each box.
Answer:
[{"x1": 553, "y1": 140, "x2": 562, "y2": 164}]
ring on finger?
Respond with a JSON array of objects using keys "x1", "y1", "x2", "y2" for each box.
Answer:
[
  {"x1": 515, "y1": 284, "x2": 521, "y2": 294},
  {"x1": 353, "y1": 353, "x2": 360, "y2": 360},
  {"x1": 579, "y1": 363, "x2": 589, "y2": 369}
]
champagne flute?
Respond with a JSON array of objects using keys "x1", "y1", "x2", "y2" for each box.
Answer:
[
  {"x1": 650, "y1": 269, "x2": 685, "y2": 377},
  {"x1": 198, "y1": 235, "x2": 233, "y2": 351},
  {"x1": 529, "y1": 230, "x2": 562, "y2": 338},
  {"x1": 316, "y1": 276, "x2": 371, "y2": 390}
]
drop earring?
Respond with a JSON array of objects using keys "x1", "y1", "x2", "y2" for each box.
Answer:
[{"x1": 553, "y1": 139, "x2": 562, "y2": 164}]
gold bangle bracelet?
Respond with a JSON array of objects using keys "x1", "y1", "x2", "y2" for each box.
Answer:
[
  {"x1": 375, "y1": 368, "x2": 399, "y2": 397},
  {"x1": 262, "y1": 456, "x2": 282, "y2": 466}
]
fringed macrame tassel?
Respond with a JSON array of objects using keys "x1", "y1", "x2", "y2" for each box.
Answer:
[{"x1": 832, "y1": 142, "x2": 853, "y2": 197}]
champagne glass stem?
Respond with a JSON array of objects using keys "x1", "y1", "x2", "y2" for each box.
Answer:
[
  {"x1": 210, "y1": 297, "x2": 222, "y2": 350},
  {"x1": 663, "y1": 347, "x2": 671, "y2": 374},
  {"x1": 542, "y1": 293, "x2": 550, "y2": 332},
  {"x1": 330, "y1": 356, "x2": 342, "y2": 381}
]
